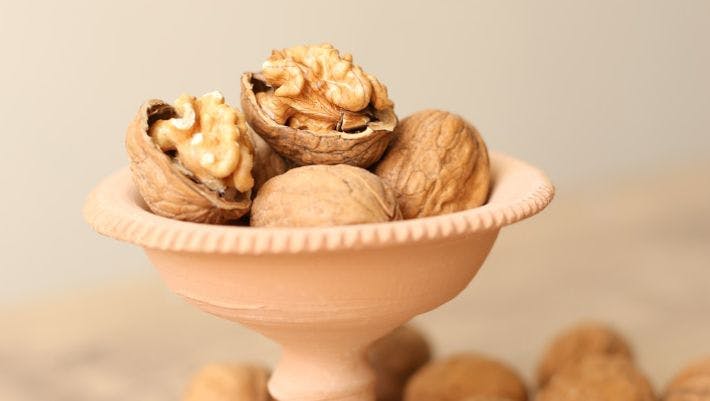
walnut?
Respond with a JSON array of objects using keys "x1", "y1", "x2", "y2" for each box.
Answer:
[
  {"x1": 374, "y1": 110, "x2": 490, "y2": 219},
  {"x1": 241, "y1": 43, "x2": 397, "y2": 167},
  {"x1": 536, "y1": 322, "x2": 633, "y2": 388},
  {"x1": 125, "y1": 92, "x2": 253, "y2": 224},
  {"x1": 248, "y1": 127, "x2": 289, "y2": 193},
  {"x1": 535, "y1": 355, "x2": 656, "y2": 401},
  {"x1": 664, "y1": 357, "x2": 710, "y2": 401},
  {"x1": 404, "y1": 353, "x2": 528, "y2": 401},
  {"x1": 250, "y1": 164, "x2": 402, "y2": 227},
  {"x1": 368, "y1": 325, "x2": 432, "y2": 401},
  {"x1": 182, "y1": 363, "x2": 272, "y2": 401}
]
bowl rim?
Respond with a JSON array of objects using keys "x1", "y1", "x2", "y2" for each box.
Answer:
[{"x1": 83, "y1": 152, "x2": 554, "y2": 255}]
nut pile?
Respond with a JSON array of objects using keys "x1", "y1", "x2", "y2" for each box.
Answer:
[
  {"x1": 126, "y1": 43, "x2": 490, "y2": 227},
  {"x1": 181, "y1": 322, "x2": 710, "y2": 401}
]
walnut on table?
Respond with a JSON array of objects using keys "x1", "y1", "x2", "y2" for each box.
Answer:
[
  {"x1": 535, "y1": 355, "x2": 656, "y2": 401},
  {"x1": 664, "y1": 357, "x2": 710, "y2": 401},
  {"x1": 241, "y1": 43, "x2": 397, "y2": 167},
  {"x1": 182, "y1": 363, "x2": 272, "y2": 401},
  {"x1": 536, "y1": 322, "x2": 634, "y2": 388},
  {"x1": 125, "y1": 91, "x2": 254, "y2": 224},
  {"x1": 404, "y1": 353, "x2": 528, "y2": 401}
]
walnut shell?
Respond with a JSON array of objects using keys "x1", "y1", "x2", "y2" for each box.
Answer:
[
  {"x1": 126, "y1": 100, "x2": 252, "y2": 224},
  {"x1": 404, "y1": 353, "x2": 528, "y2": 401},
  {"x1": 250, "y1": 164, "x2": 402, "y2": 227},
  {"x1": 664, "y1": 357, "x2": 710, "y2": 401},
  {"x1": 249, "y1": 127, "x2": 289, "y2": 193},
  {"x1": 368, "y1": 325, "x2": 432, "y2": 401},
  {"x1": 241, "y1": 72, "x2": 397, "y2": 167},
  {"x1": 537, "y1": 322, "x2": 633, "y2": 388},
  {"x1": 535, "y1": 355, "x2": 656, "y2": 401},
  {"x1": 374, "y1": 109, "x2": 490, "y2": 219},
  {"x1": 182, "y1": 363, "x2": 272, "y2": 401}
]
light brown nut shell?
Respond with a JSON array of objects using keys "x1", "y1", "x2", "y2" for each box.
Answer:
[
  {"x1": 182, "y1": 363, "x2": 272, "y2": 401},
  {"x1": 241, "y1": 72, "x2": 397, "y2": 167},
  {"x1": 368, "y1": 325, "x2": 432, "y2": 401},
  {"x1": 535, "y1": 355, "x2": 656, "y2": 401},
  {"x1": 250, "y1": 164, "x2": 402, "y2": 227},
  {"x1": 664, "y1": 357, "x2": 710, "y2": 401},
  {"x1": 249, "y1": 127, "x2": 289, "y2": 193},
  {"x1": 374, "y1": 109, "x2": 490, "y2": 219},
  {"x1": 404, "y1": 353, "x2": 528, "y2": 401},
  {"x1": 126, "y1": 100, "x2": 251, "y2": 224},
  {"x1": 536, "y1": 322, "x2": 633, "y2": 388}
]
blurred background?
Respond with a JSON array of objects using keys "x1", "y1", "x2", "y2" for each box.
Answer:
[{"x1": 1, "y1": 0, "x2": 708, "y2": 400}]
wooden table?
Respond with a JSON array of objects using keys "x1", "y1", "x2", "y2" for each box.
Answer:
[{"x1": 2, "y1": 163, "x2": 709, "y2": 401}]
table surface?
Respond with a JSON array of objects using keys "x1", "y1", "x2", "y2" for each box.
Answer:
[{"x1": 2, "y1": 162, "x2": 709, "y2": 401}]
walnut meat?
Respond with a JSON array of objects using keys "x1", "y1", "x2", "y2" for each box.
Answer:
[
  {"x1": 664, "y1": 357, "x2": 710, "y2": 401},
  {"x1": 535, "y1": 355, "x2": 656, "y2": 401},
  {"x1": 368, "y1": 325, "x2": 432, "y2": 401},
  {"x1": 182, "y1": 363, "x2": 272, "y2": 401},
  {"x1": 537, "y1": 322, "x2": 633, "y2": 388},
  {"x1": 125, "y1": 92, "x2": 254, "y2": 224},
  {"x1": 250, "y1": 164, "x2": 402, "y2": 227},
  {"x1": 375, "y1": 110, "x2": 490, "y2": 219},
  {"x1": 241, "y1": 43, "x2": 397, "y2": 167},
  {"x1": 404, "y1": 353, "x2": 528, "y2": 401}
]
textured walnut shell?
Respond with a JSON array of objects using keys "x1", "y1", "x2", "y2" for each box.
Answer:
[
  {"x1": 537, "y1": 322, "x2": 633, "y2": 388},
  {"x1": 368, "y1": 325, "x2": 432, "y2": 401},
  {"x1": 535, "y1": 355, "x2": 656, "y2": 401},
  {"x1": 249, "y1": 127, "x2": 289, "y2": 193},
  {"x1": 404, "y1": 353, "x2": 528, "y2": 401},
  {"x1": 375, "y1": 110, "x2": 490, "y2": 219},
  {"x1": 182, "y1": 363, "x2": 272, "y2": 401},
  {"x1": 250, "y1": 164, "x2": 402, "y2": 227},
  {"x1": 126, "y1": 100, "x2": 251, "y2": 224},
  {"x1": 241, "y1": 72, "x2": 397, "y2": 167},
  {"x1": 664, "y1": 357, "x2": 710, "y2": 401}
]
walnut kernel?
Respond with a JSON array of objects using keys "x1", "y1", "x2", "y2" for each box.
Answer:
[{"x1": 182, "y1": 363, "x2": 272, "y2": 401}]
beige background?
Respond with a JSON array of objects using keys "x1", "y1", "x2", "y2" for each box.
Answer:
[{"x1": 0, "y1": 1, "x2": 709, "y2": 399}]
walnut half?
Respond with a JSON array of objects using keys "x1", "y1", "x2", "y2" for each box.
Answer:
[
  {"x1": 125, "y1": 92, "x2": 254, "y2": 224},
  {"x1": 241, "y1": 43, "x2": 397, "y2": 168}
]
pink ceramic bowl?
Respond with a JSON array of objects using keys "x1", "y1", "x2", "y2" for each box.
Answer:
[{"x1": 84, "y1": 152, "x2": 553, "y2": 401}]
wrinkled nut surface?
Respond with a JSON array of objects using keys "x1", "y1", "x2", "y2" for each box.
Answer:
[
  {"x1": 664, "y1": 357, "x2": 710, "y2": 401},
  {"x1": 258, "y1": 43, "x2": 393, "y2": 132},
  {"x1": 404, "y1": 353, "x2": 528, "y2": 401},
  {"x1": 250, "y1": 164, "x2": 402, "y2": 227},
  {"x1": 249, "y1": 127, "x2": 289, "y2": 193},
  {"x1": 182, "y1": 363, "x2": 272, "y2": 401},
  {"x1": 241, "y1": 43, "x2": 397, "y2": 167},
  {"x1": 126, "y1": 94, "x2": 253, "y2": 224},
  {"x1": 537, "y1": 322, "x2": 633, "y2": 388},
  {"x1": 368, "y1": 325, "x2": 432, "y2": 401},
  {"x1": 375, "y1": 109, "x2": 490, "y2": 219},
  {"x1": 535, "y1": 355, "x2": 656, "y2": 401}
]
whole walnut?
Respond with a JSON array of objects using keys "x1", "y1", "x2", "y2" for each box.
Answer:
[
  {"x1": 404, "y1": 353, "x2": 528, "y2": 401},
  {"x1": 664, "y1": 357, "x2": 710, "y2": 401},
  {"x1": 183, "y1": 363, "x2": 272, "y2": 401},
  {"x1": 375, "y1": 110, "x2": 490, "y2": 219},
  {"x1": 251, "y1": 164, "x2": 402, "y2": 227},
  {"x1": 537, "y1": 322, "x2": 633, "y2": 387},
  {"x1": 368, "y1": 325, "x2": 432, "y2": 401},
  {"x1": 535, "y1": 355, "x2": 656, "y2": 401}
]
